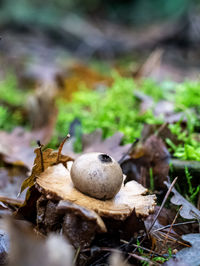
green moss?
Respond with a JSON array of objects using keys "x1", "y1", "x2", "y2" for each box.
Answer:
[
  {"x1": 0, "y1": 106, "x2": 10, "y2": 129},
  {"x1": 0, "y1": 74, "x2": 27, "y2": 131},
  {"x1": 175, "y1": 81, "x2": 200, "y2": 109},
  {"x1": 51, "y1": 76, "x2": 200, "y2": 163},
  {"x1": 51, "y1": 75, "x2": 163, "y2": 148},
  {"x1": 139, "y1": 79, "x2": 165, "y2": 101},
  {"x1": 0, "y1": 74, "x2": 26, "y2": 105},
  {"x1": 166, "y1": 107, "x2": 200, "y2": 161},
  {"x1": 1, "y1": 71, "x2": 200, "y2": 164},
  {"x1": 0, "y1": 106, "x2": 23, "y2": 131}
]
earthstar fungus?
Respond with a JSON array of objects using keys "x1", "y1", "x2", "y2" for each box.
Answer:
[
  {"x1": 36, "y1": 152, "x2": 156, "y2": 220},
  {"x1": 19, "y1": 148, "x2": 156, "y2": 248}
]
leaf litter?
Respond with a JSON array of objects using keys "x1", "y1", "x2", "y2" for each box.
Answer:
[
  {"x1": 1, "y1": 128, "x2": 199, "y2": 265},
  {"x1": 1, "y1": 62, "x2": 200, "y2": 265},
  {"x1": 164, "y1": 181, "x2": 200, "y2": 220},
  {"x1": 20, "y1": 145, "x2": 73, "y2": 194},
  {"x1": 62, "y1": 128, "x2": 132, "y2": 162},
  {"x1": 0, "y1": 126, "x2": 56, "y2": 170}
]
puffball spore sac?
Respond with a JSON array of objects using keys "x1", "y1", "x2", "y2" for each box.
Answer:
[{"x1": 70, "y1": 152, "x2": 123, "y2": 200}]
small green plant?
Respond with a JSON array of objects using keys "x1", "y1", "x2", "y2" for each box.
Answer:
[
  {"x1": 0, "y1": 106, "x2": 9, "y2": 129},
  {"x1": 136, "y1": 239, "x2": 149, "y2": 266},
  {"x1": 167, "y1": 248, "x2": 172, "y2": 259},
  {"x1": 152, "y1": 256, "x2": 167, "y2": 263},
  {"x1": 166, "y1": 115, "x2": 200, "y2": 161},
  {"x1": 149, "y1": 167, "x2": 154, "y2": 191},
  {"x1": 136, "y1": 239, "x2": 169, "y2": 265},
  {"x1": 0, "y1": 74, "x2": 27, "y2": 131},
  {"x1": 184, "y1": 167, "x2": 200, "y2": 203}
]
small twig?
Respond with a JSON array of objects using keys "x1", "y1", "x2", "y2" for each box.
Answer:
[
  {"x1": 153, "y1": 220, "x2": 197, "y2": 232},
  {"x1": 156, "y1": 122, "x2": 168, "y2": 137},
  {"x1": 81, "y1": 247, "x2": 156, "y2": 265},
  {"x1": 148, "y1": 177, "x2": 178, "y2": 234},
  {"x1": 156, "y1": 231, "x2": 191, "y2": 248},
  {"x1": 56, "y1": 134, "x2": 70, "y2": 164},
  {"x1": 120, "y1": 239, "x2": 167, "y2": 257},
  {"x1": 118, "y1": 138, "x2": 139, "y2": 164},
  {"x1": 37, "y1": 140, "x2": 44, "y2": 172},
  {"x1": 163, "y1": 206, "x2": 182, "y2": 246},
  {"x1": 0, "y1": 196, "x2": 23, "y2": 207},
  {"x1": 124, "y1": 236, "x2": 145, "y2": 263},
  {"x1": 73, "y1": 247, "x2": 80, "y2": 265}
]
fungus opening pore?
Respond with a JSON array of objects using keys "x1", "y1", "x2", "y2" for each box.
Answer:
[{"x1": 98, "y1": 154, "x2": 112, "y2": 163}]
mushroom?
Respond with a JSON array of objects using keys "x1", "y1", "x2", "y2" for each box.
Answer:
[
  {"x1": 70, "y1": 152, "x2": 123, "y2": 200},
  {"x1": 19, "y1": 146, "x2": 156, "y2": 248}
]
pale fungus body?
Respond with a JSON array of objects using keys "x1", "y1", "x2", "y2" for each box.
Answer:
[{"x1": 70, "y1": 152, "x2": 123, "y2": 200}]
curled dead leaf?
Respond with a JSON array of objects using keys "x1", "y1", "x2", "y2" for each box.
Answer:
[
  {"x1": 175, "y1": 234, "x2": 200, "y2": 266},
  {"x1": 122, "y1": 135, "x2": 170, "y2": 189},
  {"x1": 20, "y1": 147, "x2": 73, "y2": 194},
  {"x1": 164, "y1": 181, "x2": 200, "y2": 220},
  {"x1": 56, "y1": 63, "x2": 112, "y2": 100}
]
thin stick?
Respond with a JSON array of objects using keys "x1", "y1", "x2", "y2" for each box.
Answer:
[
  {"x1": 163, "y1": 206, "x2": 182, "y2": 246},
  {"x1": 56, "y1": 134, "x2": 70, "y2": 163},
  {"x1": 153, "y1": 220, "x2": 197, "y2": 232},
  {"x1": 148, "y1": 177, "x2": 178, "y2": 234},
  {"x1": 73, "y1": 247, "x2": 80, "y2": 265},
  {"x1": 80, "y1": 247, "x2": 157, "y2": 265},
  {"x1": 156, "y1": 122, "x2": 168, "y2": 136},
  {"x1": 120, "y1": 239, "x2": 167, "y2": 257},
  {"x1": 0, "y1": 196, "x2": 23, "y2": 207},
  {"x1": 156, "y1": 231, "x2": 191, "y2": 248},
  {"x1": 37, "y1": 140, "x2": 44, "y2": 172},
  {"x1": 118, "y1": 138, "x2": 139, "y2": 164}
]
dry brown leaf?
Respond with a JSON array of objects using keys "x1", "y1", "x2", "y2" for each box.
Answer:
[
  {"x1": 144, "y1": 206, "x2": 186, "y2": 254},
  {"x1": 36, "y1": 163, "x2": 156, "y2": 220},
  {"x1": 0, "y1": 167, "x2": 26, "y2": 199},
  {"x1": 134, "y1": 48, "x2": 163, "y2": 79},
  {"x1": 164, "y1": 181, "x2": 200, "y2": 220},
  {"x1": 122, "y1": 135, "x2": 170, "y2": 189},
  {"x1": 0, "y1": 127, "x2": 55, "y2": 170},
  {"x1": 0, "y1": 128, "x2": 36, "y2": 169},
  {"x1": 82, "y1": 129, "x2": 132, "y2": 162},
  {"x1": 20, "y1": 147, "x2": 73, "y2": 194},
  {"x1": 26, "y1": 81, "x2": 57, "y2": 129},
  {"x1": 62, "y1": 129, "x2": 132, "y2": 162},
  {"x1": 56, "y1": 63, "x2": 112, "y2": 100}
]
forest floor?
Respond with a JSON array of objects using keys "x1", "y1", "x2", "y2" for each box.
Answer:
[{"x1": 1, "y1": 15, "x2": 200, "y2": 266}]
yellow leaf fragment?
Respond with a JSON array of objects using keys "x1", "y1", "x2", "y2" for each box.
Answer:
[{"x1": 20, "y1": 148, "x2": 73, "y2": 194}]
